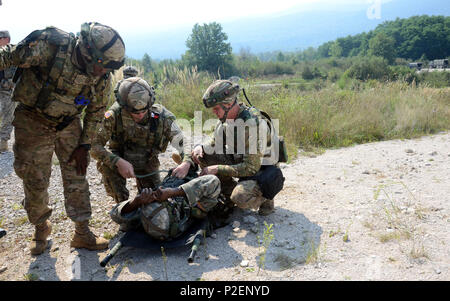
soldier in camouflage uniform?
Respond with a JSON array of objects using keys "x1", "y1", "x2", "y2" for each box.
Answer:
[
  {"x1": 0, "y1": 22, "x2": 126, "y2": 255},
  {"x1": 110, "y1": 173, "x2": 221, "y2": 240},
  {"x1": 91, "y1": 77, "x2": 192, "y2": 204},
  {"x1": 122, "y1": 66, "x2": 138, "y2": 79},
  {"x1": 173, "y1": 80, "x2": 276, "y2": 216},
  {"x1": 0, "y1": 30, "x2": 16, "y2": 153}
]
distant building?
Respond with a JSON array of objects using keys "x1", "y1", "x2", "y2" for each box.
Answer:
[
  {"x1": 429, "y1": 59, "x2": 449, "y2": 69},
  {"x1": 408, "y1": 62, "x2": 423, "y2": 70}
]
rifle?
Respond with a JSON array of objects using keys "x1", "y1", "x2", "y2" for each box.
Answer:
[
  {"x1": 0, "y1": 228, "x2": 6, "y2": 239},
  {"x1": 100, "y1": 239, "x2": 122, "y2": 267},
  {"x1": 186, "y1": 219, "x2": 208, "y2": 263}
]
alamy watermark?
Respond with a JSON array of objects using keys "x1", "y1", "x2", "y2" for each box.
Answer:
[
  {"x1": 170, "y1": 111, "x2": 282, "y2": 165},
  {"x1": 367, "y1": 0, "x2": 382, "y2": 20}
]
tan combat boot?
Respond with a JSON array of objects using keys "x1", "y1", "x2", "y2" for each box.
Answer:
[
  {"x1": 29, "y1": 220, "x2": 52, "y2": 255},
  {"x1": 172, "y1": 153, "x2": 182, "y2": 165},
  {"x1": 0, "y1": 140, "x2": 8, "y2": 153},
  {"x1": 258, "y1": 199, "x2": 275, "y2": 216},
  {"x1": 70, "y1": 221, "x2": 109, "y2": 250}
]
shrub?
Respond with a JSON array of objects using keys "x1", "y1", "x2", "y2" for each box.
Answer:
[{"x1": 346, "y1": 56, "x2": 390, "y2": 81}]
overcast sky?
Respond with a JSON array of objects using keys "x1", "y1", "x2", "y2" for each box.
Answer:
[{"x1": 1, "y1": 0, "x2": 392, "y2": 43}]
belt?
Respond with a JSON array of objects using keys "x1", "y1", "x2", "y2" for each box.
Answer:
[{"x1": 17, "y1": 103, "x2": 78, "y2": 131}]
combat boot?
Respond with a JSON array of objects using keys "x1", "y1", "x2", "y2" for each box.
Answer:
[
  {"x1": 29, "y1": 220, "x2": 52, "y2": 255},
  {"x1": 70, "y1": 221, "x2": 109, "y2": 250},
  {"x1": 172, "y1": 153, "x2": 182, "y2": 165},
  {"x1": 0, "y1": 140, "x2": 8, "y2": 153},
  {"x1": 258, "y1": 199, "x2": 275, "y2": 216}
]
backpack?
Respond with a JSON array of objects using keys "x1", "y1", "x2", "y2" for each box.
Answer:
[
  {"x1": 242, "y1": 88, "x2": 288, "y2": 163},
  {"x1": 140, "y1": 169, "x2": 198, "y2": 240}
]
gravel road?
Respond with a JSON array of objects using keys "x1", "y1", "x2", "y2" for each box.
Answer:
[{"x1": 0, "y1": 132, "x2": 448, "y2": 281}]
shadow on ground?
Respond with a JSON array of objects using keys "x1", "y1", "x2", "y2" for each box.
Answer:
[
  {"x1": 63, "y1": 204, "x2": 321, "y2": 280},
  {"x1": 0, "y1": 150, "x2": 14, "y2": 179}
]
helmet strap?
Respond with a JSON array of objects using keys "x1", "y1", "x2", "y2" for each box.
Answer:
[{"x1": 219, "y1": 98, "x2": 237, "y2": 123}]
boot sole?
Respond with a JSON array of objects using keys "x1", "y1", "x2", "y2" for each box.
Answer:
[
  {"x1": 30, "y1": 241, "x2": 49, "y2": 255},
  {"x1": 70, "y1": 242, "x2": 109, "y2": 250}
]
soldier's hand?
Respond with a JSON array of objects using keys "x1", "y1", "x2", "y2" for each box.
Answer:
[
  {"x1": 191, "y1": 145, "x2": 204, "y2": 165},
  {"x1": 135, "y1": 188, "x2": 155, "y2": 205},
  {"x1": 172, "y1": 161, "x2": 191, "y2": 179},
  {"x1": 115, "y1": 158, "x2": 135, "y2": 179},
  {"x1": 200, "y1": 165, "x2": 218, "y2": 176},
  {"x1": 68, "y1": 145, "x2": 89, "y2": 176},
  {"x1": 153, "y1": 187, "x2": 180, "y2": 202}
]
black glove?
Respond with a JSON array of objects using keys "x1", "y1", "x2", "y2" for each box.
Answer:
[{"x1": 68, "y1": 144, "x2": 90, "y2": 176}]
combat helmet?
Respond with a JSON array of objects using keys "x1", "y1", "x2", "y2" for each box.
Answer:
[
  {"x1": 140, "y1": 202, "x2": 171, "y2": 240},
  {"x1": 123, "y1": 66, "x2": 138, "y2": 79},
  {"x1": 0, "y1": 31, "x2": 10, "y2": 39},
  {"x1": 202, "y1": 80, "x2": 240, "y2": 108},
  {"x1": 78, "y1": 22, "x2": 125, "y2": 75},
  {"x1": 115, "y1": 77, "x2": 155, "y2": 113}
]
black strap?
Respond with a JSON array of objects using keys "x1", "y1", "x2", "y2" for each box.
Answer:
[
  {"x1": 100, "y1": 34, "x2": 119, "y2": 53},
  {"x1": 242, "y1": 88, "x2": 254, "y2": 107},
  {"x1": 35, "y1": 34, "x2": 74, "y2": 111}
]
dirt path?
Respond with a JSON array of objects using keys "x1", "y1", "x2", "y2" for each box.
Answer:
[{"x1": 0, "y1": 132, "x2": 448, "y2": 281}]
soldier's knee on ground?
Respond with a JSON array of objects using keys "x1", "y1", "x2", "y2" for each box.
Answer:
[{"x1": 230, "y1": 180, "x2": 264, "y2": 210}]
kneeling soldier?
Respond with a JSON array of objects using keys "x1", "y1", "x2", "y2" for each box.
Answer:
[
  {"x1": 174, "y1": 80, "x2": 281, "y2": 215},
  {"x1": 91, "y1": 77, "x2": 190, "y2": 204}
]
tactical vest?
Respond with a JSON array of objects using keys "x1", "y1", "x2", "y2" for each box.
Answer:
[
  {"x1": 140, "y1": 170, "x2": 199, "y2": 240},
  {"x1": 0, "y1": 67, "x2": 16, "y2": 92},
  {"x1": 108, "y1": 102, "x2": 175, "y2": 166},
  {"x1": 215, "y1": 104, "x2": 266, "y2": 163},
  {"x1": 12, "y1": 27, "x2": 103, "y2": 123}
]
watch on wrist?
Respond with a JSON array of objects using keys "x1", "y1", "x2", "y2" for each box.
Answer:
[{"x1": 80, "y1": 144, "x2": 91, "y2": 151}]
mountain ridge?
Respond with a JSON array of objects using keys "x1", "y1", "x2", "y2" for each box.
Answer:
[{"x1": 124, "y1": 0, "x2": 450, "y2": 60}]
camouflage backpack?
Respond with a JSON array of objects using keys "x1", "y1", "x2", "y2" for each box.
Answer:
[{"x1": 140, "y1": 170, "x2": 200, "y2": 241}]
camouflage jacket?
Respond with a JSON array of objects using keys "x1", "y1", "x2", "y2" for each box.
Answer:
[
  {"x1": 110, "y1": 174, "x2": 220, "y2": 240},
  {"x1": 0, "y1": 65, "x2": 16, "y2": 93},
  {"x1": 0, "y1": 27, "x2": 112, "y2": 145},
  {"x1": 91, "y1": 102, "x2": 190, "y2": 169},
  {"x1": 201, "y1": 103, "x2": 272, "y2": 178}
]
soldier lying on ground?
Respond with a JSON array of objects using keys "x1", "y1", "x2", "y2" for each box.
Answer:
[{"x1": 110, "y1": 172, "x2": 222, "y2": 241}]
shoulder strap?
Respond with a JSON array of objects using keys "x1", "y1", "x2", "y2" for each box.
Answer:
[
  {"x1": 34, "y1": 29, "x2": 74, "y2": 111},
  {"x1": 115, "y1": 105, "x2": 125, "y2": 153}
]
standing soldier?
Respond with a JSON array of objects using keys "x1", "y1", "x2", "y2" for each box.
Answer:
[
  {"x1": 0, "y1": 30, "x2": 16, "y2": 153},
  {"x1": 91, "y1": 77, "x2": 192, "y2": 205},
  {"x1": 0, "y1": 22, "x2": 126, "y2": 255},
  {"x1": 122, "y1": 65, "x2": 138, "y2": 79},
  {"x1": 173, "y1": 80, "x2": 280, "y2": 216}
]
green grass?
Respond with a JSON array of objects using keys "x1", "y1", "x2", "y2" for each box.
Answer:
[{"x1": 155, "y1": 69, "x2": 450, "y2": 160}]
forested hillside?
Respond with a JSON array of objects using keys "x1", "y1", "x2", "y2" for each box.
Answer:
[{"x1": 311, "y1": 15, "x2": 449, "y2": 62}]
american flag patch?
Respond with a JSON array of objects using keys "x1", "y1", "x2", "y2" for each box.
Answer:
[{"x1": 104, "y1": 111, "x2": 113, "y2": 119}]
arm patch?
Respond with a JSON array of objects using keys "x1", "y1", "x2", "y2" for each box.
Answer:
[{"x1": 104, "y1": 110, "x2": 113, "y2": 119}]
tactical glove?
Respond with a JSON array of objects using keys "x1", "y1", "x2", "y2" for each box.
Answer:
[{"x1": 68, "y1": 144, "x2": 90, "y2": 175}]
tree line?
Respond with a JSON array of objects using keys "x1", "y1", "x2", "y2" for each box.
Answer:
[{"x1": 127, "y1": 15, "x2": 449, "y2": 86}]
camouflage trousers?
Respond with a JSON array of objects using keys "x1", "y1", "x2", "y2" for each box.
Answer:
[
  {"x1": 110, "y1": 175, "x2": 221, "y2": 230},
  {"x1": 0, "y1": 91, "x2": 16, "y2": 141},
  {"x1": 97, "y1": 155, "x2": 161, "y2": 204},
  {"x1": 198, "y1": 153, "x2": 268, "y2": 210},
  {"x1": 12, "y1": 106, "x2": 91, "y2": 225}
]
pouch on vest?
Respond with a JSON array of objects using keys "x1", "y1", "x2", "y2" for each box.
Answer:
[
  {"x1": 240, "y1": 165, "x2": 285, "y2": 200},
  {"x1": 242, "y1": 88, "x2": 288, "y2": 163}
]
